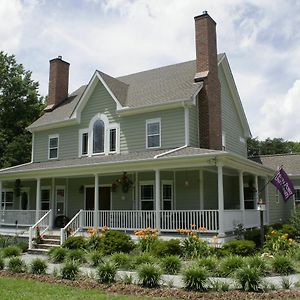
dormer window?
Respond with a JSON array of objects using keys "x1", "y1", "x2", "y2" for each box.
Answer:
[
  {"x1": 93, "y1": 119, "x2": 105, "y2": 154},
  {"x1": 48, "y1": 134, "x2": 59, "y2": 159}
]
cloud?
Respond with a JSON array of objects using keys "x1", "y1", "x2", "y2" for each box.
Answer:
[{"x1": 1, "y1": 0, "x2": 300, "y2": 140}]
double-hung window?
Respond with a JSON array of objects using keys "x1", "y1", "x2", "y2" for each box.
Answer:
[
  {"x1": 41, "y1": 188, "x2": 50, "y2": 210},
  {"x1": 79, "y1": 129, "x2": 89, "y2": 156},
  {"x1": 162, "y1": 181, "x2": 173, "y2": 210},
  {"x1": 1, "y1": 190, "x2": 14, "y2": 209},
  {"x1": 109, "y1": 128, "x2": 117, "y2": 153},
  {"x1": 146, "y1": 118, "x2": 161, "y2": 149},
  {"x1": 295, "y1": 188, "x2": 300, "y2": 208},
  {"x1": 48, "y1": 134, "x2": 59, "y2": 159},
  {"x1": 140, "y1": 182, "x2": 154, "y2": 210}
]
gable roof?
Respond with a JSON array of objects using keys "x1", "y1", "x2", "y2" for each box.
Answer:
[
  {"x1": 28, "y1": 54, "x2": 249, "y2": 134},
  {"x1": 253, "y1": 154, "x2": 300, "y2": 176}
]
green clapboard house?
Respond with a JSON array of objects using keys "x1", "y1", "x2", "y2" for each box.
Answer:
[{"x1": 0, "y1": 12, "x2": 292, "y2": 246}]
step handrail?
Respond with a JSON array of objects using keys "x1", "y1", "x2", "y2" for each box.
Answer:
[
  {"x1": 60, "y1": 209, "x2": 83, "y2": 245},
  {"x1": 28, "y1": 209, "x2": 52, "y2": 250}
]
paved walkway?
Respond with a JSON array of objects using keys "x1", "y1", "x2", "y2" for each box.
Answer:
[{"x1": 13, "y1": 253, "x2": 300, "y2": 289}]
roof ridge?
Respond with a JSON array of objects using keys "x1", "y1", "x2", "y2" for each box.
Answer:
[{"x1": 254, "y1": 152, "x2": 300, "y2": 158}]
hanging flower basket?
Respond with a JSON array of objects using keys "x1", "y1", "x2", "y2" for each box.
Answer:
[{"x1": 112, "y1": 172, "x2": 133, "y2": 193}]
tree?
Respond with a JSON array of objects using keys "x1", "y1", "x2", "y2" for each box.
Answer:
[
  {"x1": 247, "y1": 137, "x2": 300, "y2": 157},
  {"x1": 0, "y1": 51, "x2": 44, "y2": 168}
]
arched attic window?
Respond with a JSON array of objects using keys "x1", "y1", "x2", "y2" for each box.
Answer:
[{"x1": 93, "y1": 119, "x2": 105, "y2": 154}]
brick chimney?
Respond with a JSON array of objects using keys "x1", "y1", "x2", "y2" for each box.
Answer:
[
  {"x1": 45, "y1": 56, "x2": 70, "y2": 111},
  {"x1": 194, "y1": 11, "x2": 222, "y2": 150}
]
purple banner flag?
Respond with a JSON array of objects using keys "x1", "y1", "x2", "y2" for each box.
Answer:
[{"x1": 271, "y1": 168, "x2": 295, "y2": 201}]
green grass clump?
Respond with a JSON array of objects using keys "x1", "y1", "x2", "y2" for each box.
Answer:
[
  {"x1": 235, "y1": 265, "x2": 262, "y2": 291},
  {"x1": 97, "y1": 261, "x2": 117, "y2": 283},
  {"x1": 218, "y1": 255, "x2": 245, "y2": 277},
  {"x1": 271, "y1": 255, "x2": 295, "y2": 275},
  {"x1": 111, "y1": 253, "x2": 133, "y2": 270},
  {"x1": 134, "y1": 253, "x2": 156, "y2": 268},
  {"x1": 30, "y1": 258, "x2": 48, "y2": 275},
  {"x1": 60, "y1": 261, "x2": 80, "y2": 280},
  {"x1": 245, "y1": 255, "x2": 267, "y2": 274},
  {"x1": 8, "y1": 257, "x2": 27, "y2": 273},
  {"x1": 89, "y1": 250, "x2": 104, "y2": 267},
  {"x1": 0, "y1": 256, "x2": 4, "y2": 270},
  {"x1": 160, "y1": 255, "x2": 181, "y2": 275},
  {"x1": 2, "y1": 246, "x2": 21, "y2": 258},
  {"x1": 183, "y1": 265, "x2": 209, "y2": 291},
  {"x1": 66, "y1": 249, "x2": 86, "y2": 264},
  {"x1": 138, "y1": 264, "x2": 161, "y2": 288},
  {"x1": 198, "y1": 256, "x2": 218, "y2": 275},
  {"x1": 48, "y1": 247, "x2": 67, "y2": 263}
]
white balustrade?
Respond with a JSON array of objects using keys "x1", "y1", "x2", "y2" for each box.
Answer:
[
  {"x1": 60, "y1": 209, "x2": 83, "y2": 245},
  {"x1": 0, "y1": 210, "x2": 47, "y2": 226}
]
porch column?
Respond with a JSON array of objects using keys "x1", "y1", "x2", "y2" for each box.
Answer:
[
  {"x1": 239, "y1": 171, "x2": 245, "y2": 225},
  {"x1": 155, "y1": 169, "x2": 161, "y2": 230},
  {"x1": 217, "y1": 163, "x2": 225, "y2": 237},
  {"x1": 35, "y1": 178, "x2": 41, "y2": 222},
  {"x1": 94, "y1": 174, "x2": 99, "y2": 228},
  {"x1": 199, "y1": 170, "x2": 204, "y2": 210}
]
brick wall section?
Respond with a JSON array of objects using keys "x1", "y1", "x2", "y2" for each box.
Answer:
[
  {"x1": 48, "y1": 57, "x2": 70, "y2": 108},
  {"x1": 195, "y1": 12, "x2": 222, "y2": 150}
]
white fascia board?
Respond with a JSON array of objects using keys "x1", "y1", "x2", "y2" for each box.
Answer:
[
  {"x1": 219, "y1": 54, "x2": 252, "y2": 138},
  {"x1": 117, "y1": 98, "x2": 194, "y2": 116}
]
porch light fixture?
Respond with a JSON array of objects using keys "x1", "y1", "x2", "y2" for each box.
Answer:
[{"x1": 184, "y1": 180, "x2": 189, "y2": 187}]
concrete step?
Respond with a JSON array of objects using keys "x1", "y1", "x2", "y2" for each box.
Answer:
[
  {"x1": 37, "y1": 243, "x2": 60, "y2": 250},
  {"x1": 41, "y1": 238, "x2": 60, "y2": 245},
  {"x1": 43, "y1": 235, "x2": 60, "y2": 240},
  {"x1": 28, "y1": 248, "x2": 49, "y2": 255}
]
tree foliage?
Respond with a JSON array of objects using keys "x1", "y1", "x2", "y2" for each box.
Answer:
[
  {"x1": 0, "y1": 51, "x2": 44, "y2": 168},
  {"x1": 247, "y1": 137, "x2": 300, "y2": 157}
]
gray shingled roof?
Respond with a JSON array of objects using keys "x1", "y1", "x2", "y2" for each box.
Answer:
[
  {"x1": 0, "y1": 147, "x2": 220, "y2": 175},
  {"x1": 252, "y1": 154, "x2": 300, "y2": 176}
]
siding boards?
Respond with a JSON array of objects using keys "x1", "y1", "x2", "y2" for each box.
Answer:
[
  {"x1": 189, "y1": 105, "x2": 199, "y2": 147},
  {"x1": 219, "y1": 67, "x2": 247, "y2": 157}
]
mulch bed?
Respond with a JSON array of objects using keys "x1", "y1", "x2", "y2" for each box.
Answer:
[{"x1": 1, "y1": 271, "x2": 300, "y2": 299}]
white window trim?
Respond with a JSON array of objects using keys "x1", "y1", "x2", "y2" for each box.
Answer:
[
  {"x1": 108, "y1": 123, "x2": 120, "y2": 154},
  {"x1": 294, "y1": 186, "x2": 300, "y2": 204},
  {"x1": 161, "y1": 180, "x2": 173, "y2": 210},
  {"x1": 146, "y1": 118, "x2": 161, "y2": 149},
  {"x1": 88, "y1": 113, "x2": 120, "y2": 156},
  {"x1": 79, "y1": 128, "x2": 89, "y2": 157},
  {"x1": 55, "y1": 185, "x2": 66, "y2": 216},
  {"x1": 222, "y1": 132, "x2": 226, "y2": 151},
  {"x1": 275, "y1": 189, "x2": 280, "y2": 204},
  {"x1": 139, "y1": 181, "x2": 154, "y2": 210},
  {"x1": 1, "y1": 189, "x2": 14, "y2": 210},
  {"x1": 48, "y1": 134, "x2": 59, "y2": 160}
]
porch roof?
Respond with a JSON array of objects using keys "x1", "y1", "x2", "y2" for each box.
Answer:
[{"x1": 0, "y1": 147, "x2": 274, "y2": 179}]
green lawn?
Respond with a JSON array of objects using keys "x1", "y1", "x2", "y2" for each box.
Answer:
[{"x1": 0, "y1": 276, "x2": 155, "y2": 300}]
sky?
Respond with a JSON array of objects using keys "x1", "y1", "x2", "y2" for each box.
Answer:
[{"x1": 1, "y1": 0, "x2": 300, "y2": 141}]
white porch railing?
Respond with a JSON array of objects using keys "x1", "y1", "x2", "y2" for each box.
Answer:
[
  {"x1": 77, "y1": 210, "x2": 218, "y2": 232},
  {"x1": 0, "y1": 210, "x2": 47, "y2": 227},
  {"x1": 160, "y1": 210, "x2": 219, "y2": 232},
  {"x1": 60, "y1": 209, "x2": 83, "y2": 245},
  {"x1": 28, "y1": 210, "x2": 52, "y2": 250}
]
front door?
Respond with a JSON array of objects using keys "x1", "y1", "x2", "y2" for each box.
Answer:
[{"x1": 85, "y1": 187, "x2": 111, "y2": 210}]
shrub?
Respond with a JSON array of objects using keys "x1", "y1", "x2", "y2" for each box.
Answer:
[
  {"x1": 271, "y1": 255, "x2": 295, "y2": 275},
  {"x1": 48, "y1": 247, "x2": 67, "y2": 263},
  {"x1": 60, "y1": 261, "x2": 79, "y2": 280},
  {"x1": 198, "y1": 256, "x2": 218, "y2": 275},
  {"x1": 245, "y1": 255, "x2": 267, "y2": 274},
  {"x1": 87, "y1": 234, "x2": 102, "y2": 251},
  {"x1": 2, "y1": 246, "x2": 21, "y2": 258},
  {"x1": 181, "y1": 236, "x2": 211, "y2": 259},
  {"x1": 151, "y1": 239, "x2": 183, "y2": 257},
  {"x1": 30, "y1": 258, "x2": 48, "y2": 275},
  {"x1": 97, "y1": 261, "x2": 117, "y2": 283},
  {"x1": 281, "y1": 224, "x2": 297, "y2": 239},
  {"x1": 62, "y1": 236, "x2": 87, "y2": 250},
  {"x1": 244, "y1": 229, "x2": 261, "y2": 247},
  {"x1": 111, "y1": 253, "x2": 132, "y2": 270},
  {"x1": 160, "y1": 255, "x2": 181, "y2": 275},
  {"x1": 66, "y1": 249, "x2": 86, "y2": 264},
  {"x1": 135, "y1": 228, "x2": 159, "y2": 252},
  {"x1": 264, "y1": 229, "x2": 295, "y2": 254},
  {"x1": 16, "y1": 241, "x2": 28, "y2": 253},
  {"x1": 101, "y1": 230, "x2": 134, "y2": 255},
  {"x1": 222, "y1": 240, "x2": 256, "y2": 256},
  {"x1": 8, "y1": 257, "x2": 26, "y2": 273},
  {"x1": 290, "y1": 207, "x2": 300, "y2": 239},
  {"x1": 235, "y1": 265, "x2": 262, "y2": 291},
  {"x1": 218, "y1": 255, "x2": 245, "y2": 277},
  {"x1": 183, "y1": 265, "x2": 209, "y2": 291},
  {"x1": 134, "y1": 253, "x2": 156, "y2": 268},
  {"x1": 0, "y1": 236, "x2": 11, "y2": 248},
  {"x1": 0, "y1": 256, "x2": 4, "y2": 270},
  {"x1": 138, "y1": 263, "x2": 161, "y2": 288},
  {"x1": 89, "y1": 250, "x2": 103, "y2": 267}
]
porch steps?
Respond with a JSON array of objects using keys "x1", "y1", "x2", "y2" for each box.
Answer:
[{"x1": 28, "y1": 234, "x2": 61, "y2": 255}]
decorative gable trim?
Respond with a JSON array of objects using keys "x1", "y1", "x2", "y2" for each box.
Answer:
[
  {"x1": 72, "y1": 71, "x2": 124, "y2": 122},
  {"x1": 218, "y1": 54, "x2": 251, "y2": 138}
]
